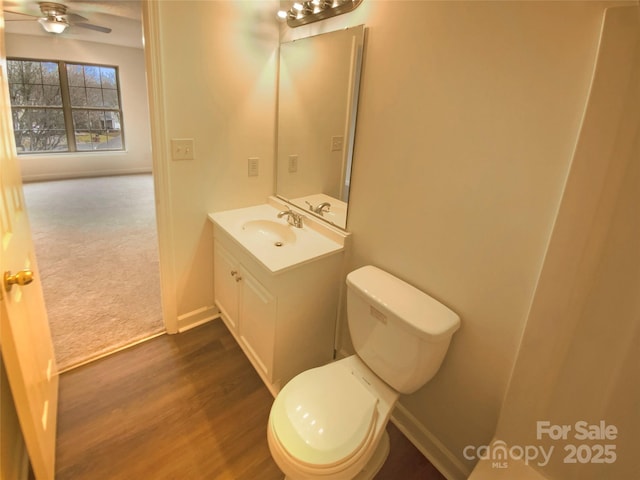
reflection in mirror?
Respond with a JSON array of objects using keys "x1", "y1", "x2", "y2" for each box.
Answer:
[{"x1": 276, "y1": 25, "x2": 365, "y2": 230}]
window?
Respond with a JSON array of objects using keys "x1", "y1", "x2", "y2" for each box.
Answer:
[{"x1": 8, "y1": 59, "x2": 125, "y2": 154}]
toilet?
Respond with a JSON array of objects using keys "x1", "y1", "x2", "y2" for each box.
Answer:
[{"x1": 267, "y1": 265, "x2": 461, "y2": 480}]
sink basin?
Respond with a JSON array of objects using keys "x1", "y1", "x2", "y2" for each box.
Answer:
[
  {"x1": 209, "y1": 201, "x2": 347, "y2": 274},
  {"x1": 241, "y1": 220, "x2": 296, "y2": 246}
]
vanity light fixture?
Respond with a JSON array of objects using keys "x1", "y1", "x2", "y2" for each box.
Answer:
[{"x1": 277, "y1": 0, "x2": 364, "y2": 28}]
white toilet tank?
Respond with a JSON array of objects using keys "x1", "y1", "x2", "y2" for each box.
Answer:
[{"x1": 346, "y1": 266, "x2": 460, "y2": 394}]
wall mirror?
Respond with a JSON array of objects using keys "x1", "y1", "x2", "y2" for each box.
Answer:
[{"x1": 276, "y1": 25, "x2": 365, "y2": 230}]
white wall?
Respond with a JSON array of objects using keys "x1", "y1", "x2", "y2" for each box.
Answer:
[
  {"x1": 495, "y1": 7, "x2": 640, "y2": 480},
  {"x1": 5, "y1": 33, "x2": 152, "y2": 181},
  {"x1": 146, "y1": 0, "x2": 636, "y2": 477},
  {"x1": 280, "y1": 1, "x2": 631, "y2": 476},
  {"x1": 147, "y1": 0, "x2": 279, "y2": 323}
]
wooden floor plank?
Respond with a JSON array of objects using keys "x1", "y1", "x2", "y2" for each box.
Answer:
[{"x1": 55, "y1": 320, "x2": 444, "y2": 479}]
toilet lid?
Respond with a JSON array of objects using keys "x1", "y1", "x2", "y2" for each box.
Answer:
[{"x1": 271, "y1": 364, "x2": 378, "y2": 467}]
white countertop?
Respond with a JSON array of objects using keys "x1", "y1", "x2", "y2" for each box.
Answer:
[{"x1": 209, "y1": 202, "x2": 345, "y2": 274}]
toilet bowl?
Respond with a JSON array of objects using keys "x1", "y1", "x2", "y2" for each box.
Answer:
[
  {"x1": 267, "y1": 356, "x2": 398, "y2": 479},
  {"x1": 268, "y1": 265, "x2": 461, "y2": 480}
]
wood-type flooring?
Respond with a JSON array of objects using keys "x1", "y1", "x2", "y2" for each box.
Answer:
[{"x1": 55, "y1": 320, "x2": 445, "y2": 479}]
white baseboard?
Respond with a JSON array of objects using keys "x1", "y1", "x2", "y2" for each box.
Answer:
[
  {"x1": 391, "y1": 403, "x2": 471, "y2": 480},
  {"x1": 22, "y1": 168, "x2": 152, "y2": 183},
  {"x1": 177, "y1": 305, "x2": 219, "y2": 332}
]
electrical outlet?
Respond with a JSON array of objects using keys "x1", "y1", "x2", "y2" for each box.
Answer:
[
  {"x1": 248, "y1": 157, "x2": 259, "y2": 177},
  {"x1": 331, "y1": 136, "x2": 344, "y2": 152},
  {"x1": 288, "y1": 154, "x2": 298, "y2": 173},
  {"x1": 171, "y1": 138, "x2": 195, "y2": 160}
]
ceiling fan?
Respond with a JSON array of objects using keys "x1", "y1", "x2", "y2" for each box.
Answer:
[{"x1": 5, "y1": 2, "x2": 112, "y2": 34}]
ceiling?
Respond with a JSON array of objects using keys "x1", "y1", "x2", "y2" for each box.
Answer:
[{"x1": 3, "y1": 1, "x2": 143, "y2": 49}]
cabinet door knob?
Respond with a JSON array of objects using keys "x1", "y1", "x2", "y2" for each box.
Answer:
[
  {"x1": 235, "y1": 276, "x2": 242, "y2": 282},
  {"x1": 230, "y1": 270, "x2": 238, "y2": 276}
]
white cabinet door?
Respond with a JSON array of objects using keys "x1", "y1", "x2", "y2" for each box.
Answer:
[
  {"x1": 239, "y1": 267, "x2": 276, "y2": 379},
  {"x1": 213, "y1": 241, "x2": 239, "y2": 331}
]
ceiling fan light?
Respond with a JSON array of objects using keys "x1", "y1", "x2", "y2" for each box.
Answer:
[{"x1": 38, "y1": 17, "x2": 69, "y2": 34}]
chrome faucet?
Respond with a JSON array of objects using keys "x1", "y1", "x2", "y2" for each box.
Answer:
[
  {"x1": 305, "y1": 201, "x2": 331, "y2": 216},
  {"x1": 277, "y1": 206, "x2": 304, "y2": 228},
  {"x1": 315, "y1": 202, "x2": 331, "y2": 215}
]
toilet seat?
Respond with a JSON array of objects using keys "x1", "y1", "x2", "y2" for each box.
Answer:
[{"x1": 270, "y1": 362, "x2": 379, "y2": 472}]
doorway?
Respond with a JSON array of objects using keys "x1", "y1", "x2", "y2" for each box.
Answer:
[
  {"x1": 23, "y1": 174, "x2": 164, "y2": 371},
  {"x1": 4, "y1": 2, "x2": 165, "y2": 371}
]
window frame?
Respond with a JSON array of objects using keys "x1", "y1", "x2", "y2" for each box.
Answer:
[{"x1": 8, "y1": 57, "x2": 126, "y2": 154}]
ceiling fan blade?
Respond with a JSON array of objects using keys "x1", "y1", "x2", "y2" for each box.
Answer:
[
  {"x1": 2, "y1": 9, "x2": 39, "y2": 19},
  {"x1": 72, "y1": 22, "x2": 112, "y2": 34},
  {"x1": 63, "y1": 12, "x2": 88, "y2": 23}
]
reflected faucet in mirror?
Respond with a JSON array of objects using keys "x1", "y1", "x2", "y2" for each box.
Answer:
[
  {"x1": 305, "y1": 200, "x2": 331, "y2": 216},
  {"x1": 276, "y1": 25, "x2": 365, "y2": 230}
]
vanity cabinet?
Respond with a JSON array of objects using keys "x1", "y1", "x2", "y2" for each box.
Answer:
[
  {"x1": 215, "y1": 241, "x2": 276, "y2": 376},
  {"x1": 213, "y1": 226, "x2": 345, "y2": 395}
]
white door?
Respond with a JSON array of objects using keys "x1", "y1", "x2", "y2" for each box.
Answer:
[{"x1": 0, "y1": 18, "x2": 59, "y2": 480}]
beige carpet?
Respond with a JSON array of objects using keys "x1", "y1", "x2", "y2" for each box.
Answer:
[{"x1": 23, "y1": 174, "x2": 164, "y2": 370}]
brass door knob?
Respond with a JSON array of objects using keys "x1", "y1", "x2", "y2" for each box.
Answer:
[{"x1": 4, "y1": 269, "x2": 34, "y2": 292}]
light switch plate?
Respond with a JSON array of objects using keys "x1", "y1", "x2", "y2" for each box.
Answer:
[
  {"x1": 171, "y1": 138, "x2": 195, "y2": 160},
  {"x1": 248, "y1": 157, "x2": 259, "y2": 177},
  {"x1": 288, "y1": 154, "x2": 298, "y2": 173},
  {"x1": 331, "y1": 136, "x2": 344, "y2": 152}
]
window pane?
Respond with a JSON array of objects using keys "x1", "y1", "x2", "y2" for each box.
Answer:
[
  {"x1": 104, "y1": 111, "x2": 121, "y2": 131},
  {"x1": 22, "y1": 61, "x2": 42, "y2": 84},
  {"x1": 86, "y1": 87, "x2": 104, "y2": 107},
  {"x1": 9, "y1": 84, "x2": 27, "y2": 105},
  {"x1": 76, "y1": 111, "x2": 102, "y2": 150},
  {"x1": 84, "y1": 66, "x2": 101, "y2": 87},
  {"x1": 72, "y1": 110, "x2": 90, "y2": 129},
  {"x1": 76, "y1": 128, "x2": 106, "y2": 151},
  {"x1": 41, "y1": 62, "x2": 59, "y2": 85},
  {"x1": 7, "y1": 60, "x2": 23, "y2": 83},
  {"x1": 88, "y1": 110, "x2": 105, "y2": 130},
  {"x1": 102, "y1": 112, "x2": 121, "y2": 150},
  {"x1": 75, "y1": 133, "x2": 94, "y2": 151},
  {"x1": 66, "y1": 64, "x2": 85, "y2": 86},
  {"x1": 8, "y1": 61, "x2": 61, "y2": 106},
  {"x1": 43, "y1": 85, "x2": 62, "y2": 105},
  {"x1": 100, "y1": 67, "x2": 116, "y2": 88},
  {"x1": 25, "y1": 85, "x2": 45, "y2": 105},
  {"x1": 106, "y1": 130, "x2": 123, "y2": 149},
  {"x1": 102, "y1": 89, "x2": 119, "y2": 108},
  {"x1": 73, "y1": 109, "x2": 91, "y2": 151},
  {"x1": 69, "y1": 86, "x2": 87, "y2": 106},
  {"x1": 11, "y1": 108, "x2": 27, "y2": 132},
  {"x1": 12, "y1": 108, "x2": 67, "y2": 153}
]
